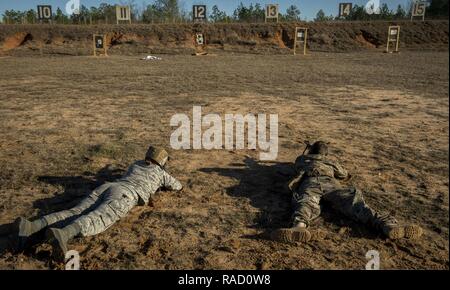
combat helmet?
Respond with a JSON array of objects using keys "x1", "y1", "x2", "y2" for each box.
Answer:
[
  {"x1": 309, "y1": 141, "x2": 329, "y2": 155},
  {"x1": 145, "y1": 146, "x2": 169, "y2": 167}
]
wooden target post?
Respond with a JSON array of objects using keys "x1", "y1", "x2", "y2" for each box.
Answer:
[
  {"x1": 386, "y1": 26, "x2": 400, "y2": 53},
  {"x1": 294, "y1": 27, "x2": 308, "y2": 55},
  {"x1": 93, "y1": 34, "x2": 108, "y2": 57},
  {"x1": 193, "y1": 33, "x2": 207, "y2": 55}
]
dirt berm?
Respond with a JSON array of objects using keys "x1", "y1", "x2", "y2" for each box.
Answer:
[{"x1": 0, "y1": 20, "x2": 448, "y2": 56}]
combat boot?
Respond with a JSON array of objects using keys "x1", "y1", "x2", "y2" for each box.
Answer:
[
  {"x1": 271, "y1": 222, "x2": 311, "y2": 243},
  {"x1": 382, "y1": 224, "x2": 423, "y2": 240},
  {"x1": 375, "y1": 212, "x2": 424, "y2": 239},
  {"x1": 404, "y1": 224, "x2": 423, "y2": 239},
  {"x1": 46, "y1": 223, "x2": 81, "y2": 261},
  {"x1": 12, "y1": 217, "x2": 47, "y2": 251}
]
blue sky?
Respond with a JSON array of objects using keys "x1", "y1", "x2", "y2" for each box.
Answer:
[{"x1": 0, "y1": 0, "x2": 413, "y2": 20}]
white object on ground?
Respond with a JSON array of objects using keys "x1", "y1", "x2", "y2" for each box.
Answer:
[{"x1": 141, "y1": 55, "x2": 162, "y2": 60}]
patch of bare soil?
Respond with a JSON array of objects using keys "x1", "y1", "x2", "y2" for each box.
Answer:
[
  {"x1": 1, "y1": 32, "x2": 32, "y2": 51},
  {"x1": 0, "y1": 51, "x2": 448, "y2": 269}
]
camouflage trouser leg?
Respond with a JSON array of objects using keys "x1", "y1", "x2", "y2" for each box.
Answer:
[
  {"x1": 42, "y1": 183, "x2": 112, "y2": 226},
  {"x1": 322, "y1": 187, "x2": 399, "y2": 231},
  {"x1": 71, "y1": 184, "x2": 138, "y2": 237},
  {"x1": 291, "y1": 181, "x2": 323, "y2": 227}
]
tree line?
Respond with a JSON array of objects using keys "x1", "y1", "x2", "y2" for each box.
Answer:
[{"x1": 1, "y1": 0, "x2": 448, "y2": 24}]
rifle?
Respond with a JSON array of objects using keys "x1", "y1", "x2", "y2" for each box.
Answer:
[{"x1": 288, "y1": 140, "x2": 311, "y2": 194}]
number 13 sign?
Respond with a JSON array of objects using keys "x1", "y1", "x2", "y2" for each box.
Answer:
[{"x1": 265, "y1": 4, "x2": 279, "y2": 22}]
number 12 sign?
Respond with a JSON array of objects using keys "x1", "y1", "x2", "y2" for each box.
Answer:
[{"x1": 193, "y1": 5, "x2": 206, "y2": 21}]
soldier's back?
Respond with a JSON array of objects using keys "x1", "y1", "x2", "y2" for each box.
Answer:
[
  {"x1": 118, "y1": 160, "x2": 164, "y2": 202},
  {"x1": 295, "y1": 154, "x2": 337, "y2": 178}
]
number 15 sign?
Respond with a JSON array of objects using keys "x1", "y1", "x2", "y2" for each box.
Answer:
[{"x1": 411, "y1": 2, "x2": 426, "y2": 21}]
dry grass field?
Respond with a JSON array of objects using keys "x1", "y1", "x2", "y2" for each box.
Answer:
[{"x1": 0, "y1": 51, "x2": 448, "y2": 269}]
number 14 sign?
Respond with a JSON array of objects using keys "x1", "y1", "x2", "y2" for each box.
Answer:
[{"x1": 339, "y1": 3, "x2": 352, "y2": 18}]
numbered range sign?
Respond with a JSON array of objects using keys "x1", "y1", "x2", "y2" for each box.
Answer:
[
  {"x1": 339, "y1": 3, "x2": 352, "y2": 18},
  {"x1": 411, "y1": 2, "x2": 426, "y2": 21},
  {"x1": 386, "y1": 26, "x2": 400, "y2": 53},
  {"x1": 37, "y1": 5, "x2": 52, "y2": 20},
  {"x1": 116, "y1": 5, "x2": 131, "y2": 24},
  {"x1": 294, "y1": 27, "x2": 308, "y2": 55},
  {"x1": 265, "y1": 4, "x2": 279, "y2": 22},
  {"x1": 193, "y1": 5, "x2": 207, "y2": 21},
  {"x1": 93, "y1": 34, "x2": 108, "y2": 57}
]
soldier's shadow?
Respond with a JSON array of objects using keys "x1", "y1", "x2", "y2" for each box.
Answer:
[
  {"x1": 199, "y1": 156, "x2": 377, "y2": 241},
  {"x1": 33, "y1": 165, "x2": 125, "y2": 217},
  {"x1": 200, "y1": 157, "x2": 296, "y2": 239},
  {"x1": 0, "y1": 165, "x2": 126, "y2": 258}
]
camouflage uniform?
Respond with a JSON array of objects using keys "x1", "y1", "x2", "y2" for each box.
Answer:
[
  {"x1": 42, "y1": 161, "x2": 182, "y2": 237},
  {"x1": 289, "y1": 154, "x2": 398, "y2": 231}
]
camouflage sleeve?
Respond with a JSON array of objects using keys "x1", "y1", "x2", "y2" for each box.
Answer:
[
  {"x1": 288, "y1": 170, "x2": 306, "y2": 193},
  {"x1": 333, "y1": 161, "x2": 349, "y2": 179},
  {"x1": 162, "y1": 170, "x2": 183, "y2": 191}
]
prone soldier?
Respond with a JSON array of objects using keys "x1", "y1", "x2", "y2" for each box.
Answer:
[
  {"x1": 272, "y1": 141, "x2": 423, "y2": 243},
  {"x1": 12, "y1": 146, "x2": 182, "y2": 259}
]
